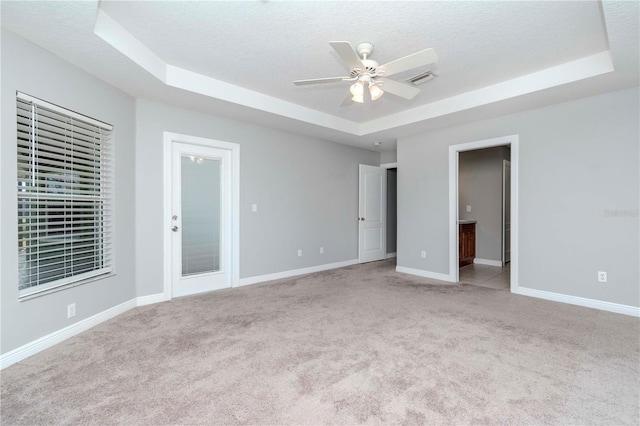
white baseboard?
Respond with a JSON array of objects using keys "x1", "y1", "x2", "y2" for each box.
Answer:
[
  {"x1": 474, "y1": 258, "x2": 503, "y2": 267},
  {"x1": 237, "y1": 259, "x2": 358, "y2": 287},
  {"x1": 0, "y1": 298, "x2": 137, "y2": 370},
  {"x1": 5, "y1": 271, "x2": 637, "y2": 370},
  {"x1": 0, "y1": 292, "x2": 174, "y2": 370},
  {"x1": 386, "y1": 252, "x2": 397, "y2": 259},
  {"x1": 513, "y1": 286, "x2": 640, "y2": 317},
  {"x1": 1, "y1": 259, "x2": 357, "y2": 369},
  {"x1": 136, "y1": 292, "x2": 169, "y2": 307},
  {"x1": 396, "y1": 266, "x2": 455, "y2": 283}
]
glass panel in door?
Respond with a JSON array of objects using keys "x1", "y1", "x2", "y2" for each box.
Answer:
[{"x1": 180, "y1": 155, "x2": 221, "y2": 276}]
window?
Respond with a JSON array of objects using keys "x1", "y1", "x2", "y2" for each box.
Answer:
[{"x1": 17, "y1": 92, "x2": 113, "y2": 298}]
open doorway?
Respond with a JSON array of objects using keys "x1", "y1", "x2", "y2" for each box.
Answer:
[
  {"x1": 380, "y1": 162, "x2": 397, "y2": 266},
  {"x1": 502, "y1": 159, "x2": 511, "y2": 265},
  {"x1": 448, "y1": 135, "x2": 519, "y2": 292},
  {"x1": 386, "y1": 167, "x2": 397, "y2": 262},
  {"x1": 457, "y1": 146, "x2": 510, "y2": 290}
]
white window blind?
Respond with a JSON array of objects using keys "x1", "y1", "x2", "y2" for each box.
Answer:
[{"x1": 17, "y1": 92, "x2": 113, "y2": 298}]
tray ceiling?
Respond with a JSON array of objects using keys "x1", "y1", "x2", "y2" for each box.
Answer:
[{"x1": 1, "y1": 1, "x2": 638, "y2": 151}]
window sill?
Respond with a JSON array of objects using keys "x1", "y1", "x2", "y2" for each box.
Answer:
[{"x1": 18, "y1": 272, "x2": 116, "y2": 302}]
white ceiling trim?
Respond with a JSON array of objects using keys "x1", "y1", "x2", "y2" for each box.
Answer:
[
  {"x1": 93, "y1": 6, "x2": 615, "y2": 138},
  {"x1": 166, "y1": 65, "x2": 360, "y2": 134},
  {"x1": 94, "y1": 8, "x2": 359, "y2": 135},
  {"x1": 362, "y1": 51, "x2": 614, "y2": 135},
  {"x1": 94, "y1": 8, "x2": 166, "y2": 83}
]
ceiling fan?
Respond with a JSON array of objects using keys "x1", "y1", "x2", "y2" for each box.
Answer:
[{"x1": 294, "y1": 41, "x2": 439, "y2": 106}]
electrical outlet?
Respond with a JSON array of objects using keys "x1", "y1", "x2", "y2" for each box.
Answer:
[
  {"x1": 320, "y1": 247, "x2": 324, "y2": 254},
  {"x1": 251, "y1": 204, "x2": 257, "y2": 212},
  {"x1": 421, "y1": 250, "x2": 426, "y2": 259},
  {"x1": 466, "y1": 205, "x2": 471, "y2": 212},
  {"x1": 598, "y1": 271, "x2": 607, "y2": 283},
  {"x1": 67, "y1": 303, "x2": 76, "y2": 318},
  {"x1": 298, "y1": 249, "x2": 302, "y2": 257}
]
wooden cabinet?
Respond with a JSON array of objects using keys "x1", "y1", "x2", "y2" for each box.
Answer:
[{"x1": 459, "y1": 222, "x2": 476, "y2": 267}]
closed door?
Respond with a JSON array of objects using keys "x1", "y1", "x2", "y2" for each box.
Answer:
[
  {"x1": 358, "y1": 164, "x2": 386, "y2": 263},
  {"x1": 171, "y1": 142, "x2": 231, "y2": 297}
]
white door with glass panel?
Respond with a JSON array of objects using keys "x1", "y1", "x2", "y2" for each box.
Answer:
[
  {"x1": 358, "y1": 164, "x2": 386, "y2": 263},
  {"x1": 171, "y1": 142, "x2": 231, "y2": 297}
]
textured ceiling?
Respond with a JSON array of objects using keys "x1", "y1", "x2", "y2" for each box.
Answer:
[
  {"x1": 1, "y1": 1, "x2": 638, "y2": 151},
  {"x1": 99, "y1": 1, "x2": 608, "y2": 122}
]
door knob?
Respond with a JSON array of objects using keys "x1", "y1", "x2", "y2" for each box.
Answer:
[{"x1": 172, "y1": 225, "x2": 179, "y2": 232}]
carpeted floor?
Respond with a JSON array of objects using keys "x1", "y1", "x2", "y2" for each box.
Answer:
[{"x1": 2, "y1": 259, "x2": 639, "y2": 425}]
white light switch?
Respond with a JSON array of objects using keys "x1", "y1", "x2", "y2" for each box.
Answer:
[
  {"x1": 252, "y1": 204, "x2": 257, "y2": 212},
  {"x1": 466, "y1": 205, "x2": 471, "y2": 212}
]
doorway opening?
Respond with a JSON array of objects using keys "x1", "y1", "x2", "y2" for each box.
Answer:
[
  {"x1": 385, "y1": 167, "x2": 397, "y2": 264},
  {"x1": 448, "y1": 135, "x2": 519, "y2": 292},
  {"x1": 457, "y1": 146, "x2": 511, "y2": 290}
]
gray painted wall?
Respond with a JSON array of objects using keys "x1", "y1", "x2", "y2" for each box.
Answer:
[
  {"x1": 1, "y1": 30, "x2": 136, "y2": 354},
  {"x1": 458, "y1": 147, "x2": 510, "y2": 262},
  {"x1": 135, "y1": 99, "x2": 379, "y2": 297},
  {"x1": 397, "y1": 87, "x2": 639, "y2": 307},
  {"x1": 386, "y1": 169, "x2": 397, "y2": 255},
  {"x1": 381, "y1": 150, "x2": 397, "y2": 164}
]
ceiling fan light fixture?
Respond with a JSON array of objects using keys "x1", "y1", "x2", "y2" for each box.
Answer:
[
  {"x1": 350, "y1": 80, "x2": 365, "y2": 96},
  {"x1": 293, "y1": 42, "x2": 439, "y2": 107},
  {"x1": 369, "y1": 83, "x2": 384, "y2": 101}
]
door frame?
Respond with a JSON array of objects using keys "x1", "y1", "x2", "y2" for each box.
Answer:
[
  {"x1": 448, "y1": 135, "x2": 519, "y2": 292},
  {"x1": 162, "y1": 132, "x2": 240, "y2": 300}
]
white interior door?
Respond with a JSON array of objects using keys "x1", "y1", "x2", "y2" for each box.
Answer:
[
  {"x1": 171, "y1": 142, "x2": 231, "y2": 297},
  {"x1": 503, "y1": 160, "x2": 511, "y2": 265},
  {"x1": 358, "y1": 164, "x2": 386, "y2": 263}
]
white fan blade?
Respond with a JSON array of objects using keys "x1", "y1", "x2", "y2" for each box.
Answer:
[
  {"x1": 294, "y1": 76, "x2": 349, "y2": 85},
  {"x1": 330, "y1": 41, "x2": 363, "y2": 69},
  {"x1": 379, "y1": 79, "x2": 420, "y2": 100},
  {"x1": 380, "y1": 48, "x2": 438, "y2": 77},
  {"x1": 340, "y1": 92, "x2": 354, "y2": 107}
]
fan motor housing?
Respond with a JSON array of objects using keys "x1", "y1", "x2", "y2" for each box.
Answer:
[
  {"x1": 350, "y1": 59, "x2": 379, "y2": 77},
  {"x1": 361, "y1": 59, "x2": 379, "y2": 70},
  {"x1": 356, "y1": 43, "x2": 378, "y2": 75},
  {"x1": 355, "y1": 42, "x2": 373, "y2": 57}
]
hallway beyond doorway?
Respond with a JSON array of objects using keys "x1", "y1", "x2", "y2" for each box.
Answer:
[{"x1": 460, "y1": 263, "x2": 510, "y2": 291}]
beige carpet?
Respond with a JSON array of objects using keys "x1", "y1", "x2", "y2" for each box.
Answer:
[{"x1": 2, "y1": 259, "x2": 639, "y2": 425}]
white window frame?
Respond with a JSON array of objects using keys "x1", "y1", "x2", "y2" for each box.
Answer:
[{"x1": 16, "y1": 92, "x2": 114, "y2": 299}]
